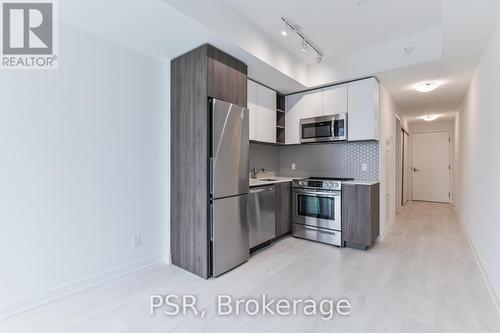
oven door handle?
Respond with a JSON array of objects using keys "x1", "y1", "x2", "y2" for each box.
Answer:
[
  {"x1": 293, "y1": 189, "x2": 341, "y2": 197},
  {"x1": 296, "y1": 224, "x2": 338, "y2": 235}
]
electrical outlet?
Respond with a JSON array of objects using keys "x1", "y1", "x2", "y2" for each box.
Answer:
[
  {"x1": 132, "y1": 234, "x2": 142, "y2": 248},
  {"x1": 362, "y1": 163, "x2": 368, "y2": 172},
  {"x1": 291, "y1": 163, "x2": 296, "y2": 170}
]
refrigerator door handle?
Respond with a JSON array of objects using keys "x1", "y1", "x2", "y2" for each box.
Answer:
[{"x1": 209, "y1": 157, "x2": 213, "y2": 196}]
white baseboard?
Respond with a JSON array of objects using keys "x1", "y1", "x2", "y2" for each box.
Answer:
[
  {"x1": 377, "y1": 217, "x2": 396, "y2": 242},
  {"x1": 458, "y1": 218, "x2": 500, "y2": 317},
  {"x1": 0, "y1": 255, "x2": 164, "y2": 320}
]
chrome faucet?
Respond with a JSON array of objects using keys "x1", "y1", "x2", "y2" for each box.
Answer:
[
  {"x1": 252, "y1": 167, "x2": 258, "y2": 179},
  {"x1": 251, "y1": 167, "x2": 266, "y2": 179}
]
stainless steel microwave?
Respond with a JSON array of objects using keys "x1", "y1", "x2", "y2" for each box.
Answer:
[{"x1": 300, "y1": 113, "x2": 347, "y2": 143}]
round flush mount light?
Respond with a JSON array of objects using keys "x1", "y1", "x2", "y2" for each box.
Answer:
[
  {"x1": 403, "y1": 46, "x2": 415, "y2": 55},
  {"x1": 357, "y1": 0, "x2": 370, "y2": 6},
  {"x1": 415, "y1": 81, "x2": 439, "y2": 93},
  {"x1": 421, "y1": 114, "x2": 440, "y2": 121}
]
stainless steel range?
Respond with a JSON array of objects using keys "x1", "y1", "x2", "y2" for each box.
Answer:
[{"x1": 291, "y1": 177, "x2": 353, "y2": 247}]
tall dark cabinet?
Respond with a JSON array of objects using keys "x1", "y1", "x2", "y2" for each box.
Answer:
[{"x1": 171, "y1": 44, "x2": 247, "y2": 278}]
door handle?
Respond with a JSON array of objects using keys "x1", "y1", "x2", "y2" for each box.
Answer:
[{"x1": 413, "y1": 167, "x2": 419, "y2": 172}]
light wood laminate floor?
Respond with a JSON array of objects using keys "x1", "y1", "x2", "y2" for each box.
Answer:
[{"x1": 2, "y1": 202, "x2": 499, "y2": 332}]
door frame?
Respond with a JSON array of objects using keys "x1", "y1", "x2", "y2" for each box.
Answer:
[
  {"x1": 401, "y1": 128, "x2": 410, "y2": 205},
  {"x1": 410, "y1": 129, "x2": 452, "y2": 203}
]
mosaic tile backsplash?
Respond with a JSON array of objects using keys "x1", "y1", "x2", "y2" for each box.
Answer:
[
  {"x1": 250, "y1": 141, "x2": 379, "y2": 181},
  {"x1": 278, "y1": 141, "x2": 379, "y2": 181}
]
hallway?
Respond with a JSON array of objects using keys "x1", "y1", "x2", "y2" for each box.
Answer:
[{"x1": 1, "y1": 202, "x2": 499, "y2": 333}]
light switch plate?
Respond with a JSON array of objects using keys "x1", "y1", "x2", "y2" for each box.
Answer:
[
  {"x1": 291, "y1": 163, "x2": 296, "y2": 170},
  {"x1": 362, "y1": 163, "x2": 368, "y2": 172}
]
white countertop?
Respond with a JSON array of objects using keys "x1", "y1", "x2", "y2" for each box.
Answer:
[
  {"x1": 249, "y1": 176, "x2": 298, "y2": 188},
  {"x1": 343, "y1": 180, "x2": 380, "y2": 185},
  {"x1": 249, "y1": 177, "x2": 379, "y2": 187}
]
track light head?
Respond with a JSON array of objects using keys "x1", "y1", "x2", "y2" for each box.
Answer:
[
  {"x1": 281, "y1": 20, "x2": 288, "y2": 36},
  {"x1": 301, "y1": 40, "x2": 308, "y2": 52}
]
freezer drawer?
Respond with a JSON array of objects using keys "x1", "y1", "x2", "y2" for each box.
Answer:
[
  {"x1": 211, "y1": 194, "x2": 249, "y2": 277},
  {"x1": 292, "y1": 223, "x2": 342, "y2": 247},
  {"x1": 248, "y1": 185, "x2": 276, "y2": 248}
]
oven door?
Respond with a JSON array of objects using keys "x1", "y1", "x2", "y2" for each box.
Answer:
[{"x1": 292, "y1": 188, "x2": 341, "y2": 231}]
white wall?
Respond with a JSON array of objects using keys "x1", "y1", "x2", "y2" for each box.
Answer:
[
  {"x1": 0, "y1": 25, "x2": 170, "y2": 316},
  {"x1": 409, "y1": 119, "x2": 455, "y2": 132},
  {"x1": 455, "y1": 17, "x2": 500, "y2": 309},
  {"x1": 379, "y1": 84, "x2": 397, "y2": 238}
]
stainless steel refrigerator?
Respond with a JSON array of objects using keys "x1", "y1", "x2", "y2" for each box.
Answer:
[{"x1": 209, "y1": 98, "x2": 249, "y2": 277}]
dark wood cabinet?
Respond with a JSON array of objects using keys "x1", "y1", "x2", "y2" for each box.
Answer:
[
  {"x1": 342, "y1": 182, "x2": 380, "y2": 250},
  {"x1": 171, "y1": 44, "x2": 247, "y2": 279},
  {"x1": 275, "y1": 182, "x2": 292, "y2": 237},
  {"x1": 207, "y1": 45, "x2": 247, "y2": 107}
]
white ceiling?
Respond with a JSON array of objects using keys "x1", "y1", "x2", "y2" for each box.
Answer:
[
  {"x1": 59, "y1": 0, "x2": 500, "y2": 123},
  {"x1": 224, "y1": 0, "x2": 442, "y2": 64}
]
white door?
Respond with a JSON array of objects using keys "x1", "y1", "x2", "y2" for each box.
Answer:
[
  {"x1": 411, "y1": 131, "x2": 450, "y2": 202},
  {"x1": 402, "y1": 131, "x2": 410, "y2": 204}
]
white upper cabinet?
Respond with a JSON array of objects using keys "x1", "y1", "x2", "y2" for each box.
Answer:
[
  {"x1": 257, "y1": 84, "x2": 277, "y2": 143},
  {"x1": 247, "y1": 79, "x2": 276, "y2": 143},
  {"x1": 347, "y1": 78, "x2": 379, "y2": 141},
  {"x1": 300, "y1": 89, "x2": 322, "y2": 119},
  {"x1": 322, "y1": 84, "x2": 348, "y2": 116},
  {"x1": 285, "y1": 93, "x2": 301, "y2": 144},
  {"x1": 247, "y1": 79, "x2": 258, "y2": 141}
]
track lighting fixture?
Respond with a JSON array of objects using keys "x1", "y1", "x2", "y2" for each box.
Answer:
[{"x1": 280, "y1": 16, "x2": 324, "y2": 63}]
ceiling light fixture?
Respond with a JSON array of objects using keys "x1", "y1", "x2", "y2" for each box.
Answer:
[
  {"x1": 415, "y1": 81, "x2": 439, "y2": 93},
  {"x1": 421, "y1": 114, "x2": 440, "y2": 121},
  {"x1": 403, "y1": 46, "x2": 415, "y2": 55},
  {"x1": 281, "y1": 19, "x2": 288, "y2": 36},
  {"x1": 280, "y1": 16, "x2": 324, "y2": 63}
]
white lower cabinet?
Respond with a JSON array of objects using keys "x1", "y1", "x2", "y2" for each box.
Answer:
[
  {"x1": 247, "y1": 79, "x2": 276, "y2": 143},
  {"x1": 285, "y1": 93, "x2": 301, "y2": 144}
]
